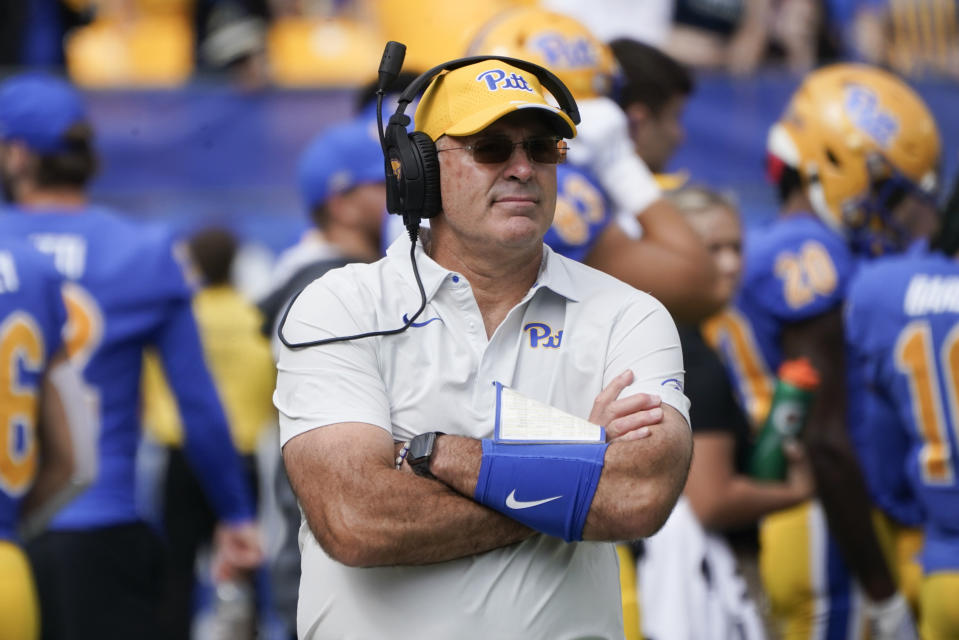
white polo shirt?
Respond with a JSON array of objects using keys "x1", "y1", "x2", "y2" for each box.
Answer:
[{"x1": 275, "y1": 234, "x2": 690, "y2": 640}]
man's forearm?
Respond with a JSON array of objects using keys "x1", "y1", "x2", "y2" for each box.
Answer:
[
  {"x1": 430, "y1": 410, "x2": 692, "y2": 542},
  {"x1": 583, "y1": 409, "x2": 691, "y2": 540},
  {"x1": 285, "y1": 426, "x2": 531, "y2": 568}
]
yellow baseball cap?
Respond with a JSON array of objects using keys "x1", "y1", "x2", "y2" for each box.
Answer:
[{"x1": 415, "y1": 59, "x2": 577, "y2": 141}]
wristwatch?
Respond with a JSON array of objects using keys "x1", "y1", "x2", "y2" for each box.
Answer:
[{"x1": 407, "y1": 432, "x2": 443, "y2": 479}]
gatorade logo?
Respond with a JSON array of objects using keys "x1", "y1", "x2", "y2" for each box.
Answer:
[
  {"x1": 770, "y1": 400, "x2": 804, "y2": 437},
  {"x1": 476, "y1": 69, "x2": 534, "y2": 93}
]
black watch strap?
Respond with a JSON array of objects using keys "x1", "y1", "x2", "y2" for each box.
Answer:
[{"x1": 407, "y1": 431, "x2": 444, "y2": 479}]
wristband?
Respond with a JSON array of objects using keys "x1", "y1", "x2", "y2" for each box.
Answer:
[
  {"x1": 473, "y1": 440, "x2": 607, "y2": 542},
  {"x1": 394, "y1": 442, "x2": 410, "y2": 470}
]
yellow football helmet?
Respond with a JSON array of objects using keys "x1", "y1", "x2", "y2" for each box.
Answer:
[
  {"x1": 767, "y1": 64, "x2": 940, "y2": 249},
  {"x1": 466, "y1": 7, "x2": 619, "y2": 101}
]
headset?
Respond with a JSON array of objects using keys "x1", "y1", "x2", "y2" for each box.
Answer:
[
  {"x1": 377, "y1": 41, "x2": 581, "y2": 234},
  {"x1": 278, "y1": 41, "x2": 580, "y2": 350}
]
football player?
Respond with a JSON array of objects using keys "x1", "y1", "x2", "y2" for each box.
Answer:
[
  {"x1": 0, "y1": 72, "x2": 262, "y2": 639},
  {"x1": 0, "y1": 238, "x2": 96, "y2": 640},
  {"x1": 467, "y1": 7, "x2": 724, "y2": 324},
  {"x1": 845, "y1": 176, "x2": 959, "y2": 639},
  {"x1": 706, "y1": 64, "x2": 940, "y2": 638}
]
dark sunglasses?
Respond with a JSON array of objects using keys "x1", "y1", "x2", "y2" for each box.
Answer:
[{"x1": 437, "y1": 136, "x2": 568, "y2": 165}]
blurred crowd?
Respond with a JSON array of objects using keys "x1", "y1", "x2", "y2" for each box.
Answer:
[
  {"x1": 1, "y1": 0, "x2": 957, "y2": 88},
  {"x1": 1, "y1": 2, "x2": 957, "y2": 640}
]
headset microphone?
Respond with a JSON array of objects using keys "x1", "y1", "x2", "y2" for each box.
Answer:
[
  {"x1": 376, "y1": 42, "x2": 406, "y2": 208},
  {"x1": 378, "y1": 41, "x2": 407, "y2": 92},
  {"x1": 375, "y1": 41, "x2": 423, "y2": 237}
]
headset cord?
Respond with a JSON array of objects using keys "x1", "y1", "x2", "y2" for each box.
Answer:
[{"x1": 276, "y1": 227, "x2": 428, "y2": 349}]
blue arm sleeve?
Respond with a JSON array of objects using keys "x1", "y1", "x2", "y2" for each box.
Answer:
[
  {"x1": 156, "y1": 297, "x2": 255, "y2": 523},
  {"x1": 474, "y1": 440, "x2": 607, "y2": 542},
  {"x1": 859, "y1": 383, "x2": 923, "y2": 527}
]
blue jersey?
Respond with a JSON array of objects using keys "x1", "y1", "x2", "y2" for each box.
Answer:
[
  {"x1": 0, "y1": 240, "x2": 66, "y2": 540},
  {"x1": 542, "y1": 164, "x2": 611, "y2": 263},
  {"x1": 706, "y1": 213, "x2": 858, "y2": 426},
  {"x1": 703, "y1": 213, "x2": 865, "y2": 638},
  {"x1": 846, "y1": 249, "x2": 959, "y2": 573},
  {"x1": 0, "y1": 205, "x2": 253, "y2": 528}
]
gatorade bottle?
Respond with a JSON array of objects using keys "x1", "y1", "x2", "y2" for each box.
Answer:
[{"x1": 749, "y1": 358, "x2": 820, "y2": 481}]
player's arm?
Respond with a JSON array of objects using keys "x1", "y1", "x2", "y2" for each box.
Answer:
[
  {"x1": 585, "y1": 208, "x2": 723, "y2": 323},
  {"x1": 156, "y1": 297, "x2": 263, "y2": 574},
  {"x1": 570, "y1": 97, "x2": 722, "y2": 322},
  {"x1": 783, "y1": 308, "x2": 898, "y2": 601},
  {"x1": 19, "y1": 348, "x2": 98, "y2": 538}
]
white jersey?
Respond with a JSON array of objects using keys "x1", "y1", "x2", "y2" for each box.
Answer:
[{"x1": 275, "y1": 234, "x2": 690, "y2": 640}]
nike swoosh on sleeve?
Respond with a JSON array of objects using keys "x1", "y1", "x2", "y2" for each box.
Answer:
[{"x1": 505, "y1": 490, "x2": 563, "y2": 510}]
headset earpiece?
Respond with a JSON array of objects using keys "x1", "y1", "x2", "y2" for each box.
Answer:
[
  {"x1": 410, "y1": 131, "x2": 441, "y2": 218},
  {"x1": 383, "y1": 114, "x2": 441, "y2": 227}
]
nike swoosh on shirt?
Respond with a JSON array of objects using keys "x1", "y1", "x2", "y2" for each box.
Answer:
[
  {"x1": 402, "y1": 313, "x2": 442, "y2": 328},
  {"x1": 505, "y1": 490, "x2": 563, "y2": 510}
]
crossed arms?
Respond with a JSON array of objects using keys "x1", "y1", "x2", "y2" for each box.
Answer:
[{"x1": 283, "y1": 372, "x2": 692, "y2": 568}]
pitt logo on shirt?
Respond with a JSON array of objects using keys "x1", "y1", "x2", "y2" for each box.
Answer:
[
  {"x1": 477, "y1": 69, "x2": 534, "y2": 93},
  {"x1": 524, "y1": 322, "x2": 563, "y2": 349}
]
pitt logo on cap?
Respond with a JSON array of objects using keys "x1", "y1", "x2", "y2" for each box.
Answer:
[{"x1": 477, "y1": 69, "x2": 534, "y2": 93}]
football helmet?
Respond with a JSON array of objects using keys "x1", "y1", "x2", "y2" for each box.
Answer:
[
  {"x1": 466, "y1": 7, "x2": 619, "y2": 101},
  {"x1": 767, "y1": 64, "x2": 940, "y2": 253}
]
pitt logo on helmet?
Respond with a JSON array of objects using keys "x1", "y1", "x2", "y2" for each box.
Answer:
[
  {"x1": 476, "y1": 69, "x2": 534, "y2": 93},
  {"x1": 529, "y1": 33, "x2": 600, "y2": 72},
  {"x1": 467, "y1": 7, "x2": 618, "y2": 100},
  {"x1": 844, "y1": 86, "x2": 899, "y2": 149}
]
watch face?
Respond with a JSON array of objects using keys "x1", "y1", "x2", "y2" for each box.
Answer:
[
  {"x1": 408, "y1": 432, "x2": 438, "y2": 478},
  {"x1": 409, "y1": 432, "x2": 436, "y2": 462}
]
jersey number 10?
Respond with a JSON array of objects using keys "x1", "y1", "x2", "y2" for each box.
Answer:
[{"x1": 895, "y1": 320, "x2": 959, "y2": 486}]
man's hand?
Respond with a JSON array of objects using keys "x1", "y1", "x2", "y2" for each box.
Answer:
[
  {"x1": 211, "y1": 520, "x2": 264, "y2": 582},
  {"x1": 590, "y1": 370, "x2": 664, "y2": 442}
]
